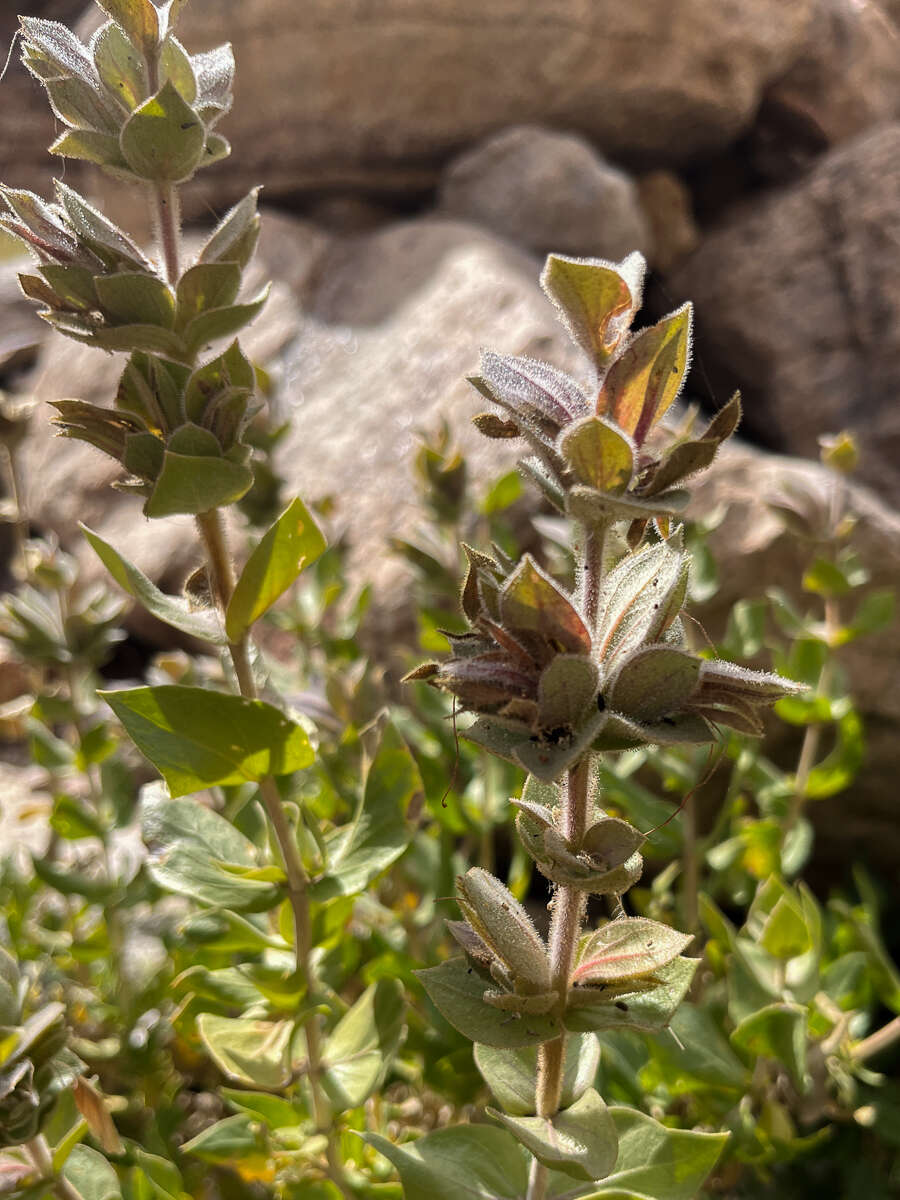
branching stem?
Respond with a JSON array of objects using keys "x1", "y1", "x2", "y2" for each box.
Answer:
[{"x1": 25, "y1": 1135, "x2": 81, "y2": 1200}]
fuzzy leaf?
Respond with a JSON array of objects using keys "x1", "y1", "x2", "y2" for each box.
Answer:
[
  {"x1": 730, "y1": 1003, "x2": 808, "y2": 1090},
  {"x1": 196, "y1": 1015, "x2": 292, "y2": 1089},
  {"x1": 584, "y1": 1107, "x2": 728, "y2": 1200},
  {"x1": 363, "y1": 1126, "x2": 528, "y2": 1200},
  {"x1": 478, "y1": 351, "x2": 589, "y2": 429},
  {"x1": 541, "y1": 253, "x2": 643, "y2": 368},
  {"x1": 489, "y1": 1087, "x2": 618, "y2": 1182},
  {"x1": 95, "y1": 272, "x2": 175, "y2": 328},
  {"x1": 474, "y1": 1033, "x2": 600, "y2": 1116},
  {"x1": 51, "y1": 129, "x2": 129, "y2": 170},
  {"x1": 501, "y1": 555, "x2": 591, "y2": 654},
  {"x1": 594, "y1": 535, "x2": 687, "y2": 670},
  {"x1": 175, "y1": 263, "x2": 241, "y2": 332},
  {"x1": 198, "y1": 189, "x2": 260, "y2": 268},
  {"x1": 417, "y1": 958, "x2": 559, "y2": 1049},
  {"x1": 565, "y1": 956, "x2": 698, "y2": 1035},
  {"x1": 104, "y1": 685, "x2": 314, "y2": 796},
  {"x1": 143, "y1": 450, "x2": 253, "y2": 517},
  {"x1": 54, "y1": 181, "x2": 149, "y2": 270},
  {"x1": 599, "y1": 305, "x2": 692, "y2": 444},
  {"x1": 572, "y1": 918, "x2": 692, "y2": 986},
  {"x1": 45, "y1": 76, "x2": 120, "y2": 134},
  {"x1": 62, "y1": 1146, "x2": 121, "y2": 1200},
  {"x1": 182, "y1": 287, "x2": 270, "y2": 356},
  {"x1": 608, "y1": 646, "x2": 700, "y2": 723},
  {"x1": 82, "y1": 524, "x2": 226, "y2": 644},
  {"x1": 559, "y1": 416, "x2": 634, "y2": 492},
  {"x1": 537, "y1": 654, "x2": 599, "y2": 731},
  {"x1": 321, "y1": 980, "x2": 405, "y2": 1111},
  {"x1": 641, "y1": 392, "x2": 741, "y2": 496},
  {"x1": 225, "y1": 497, "x2": 326, "y2": 641},
  {"x1": 141, "y1": 790, "x2": 284, "y2": 910},
  {"x1": 92, "y1": 20, "x2": 147, "y2": 110},
  {"x1": 120, "y1": 81, "x2": 204, "y2": 181},
  {"x1": 94, "y1": 0, "x2": 159, "y2": 54}
]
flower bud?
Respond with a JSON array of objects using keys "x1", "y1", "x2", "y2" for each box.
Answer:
[{"x1": 455, "y1": 869, "x2": 550, "y2": 994}]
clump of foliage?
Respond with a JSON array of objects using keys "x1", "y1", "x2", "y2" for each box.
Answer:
[{"x1": 1, "y1": 3, "x2": 899, "y2": 1200}]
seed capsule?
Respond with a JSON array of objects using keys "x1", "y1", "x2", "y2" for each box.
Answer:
[{"x1": 456, "y1": 868, "x2": 551, "y2": 994}]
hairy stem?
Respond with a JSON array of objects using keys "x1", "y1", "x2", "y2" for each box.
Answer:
[
  {"x1": 528, "y1": 757, "x2": 592, "y2": 1200},
  {"x1": 154, "y1": 182, "x2": 181, "y2": 287},
  {"x1": 681, "y1": 790, "x2": 699, "y2": 934},
  {"x1": 195, "y1": 509, "x2": 343, "y2": 1171},
  {"x1": 25, "y1": 1135, "x2": 81, "y2": 1200}
]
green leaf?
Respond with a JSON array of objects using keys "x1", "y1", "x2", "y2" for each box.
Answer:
[
  {"x1": 92, "y1": 20, "x2": 147, "y2": 110},
  {"x1": 128, "y1": 1148, "x2": 184, "y2": 1200},
  {"x1": 95, "y1": 0, "x2": 159, "y2": 53},
  {"x1": 480, "y1": 469, "x2": 522, "y2": 515},
  {"x1": 843, "y1": 589, "x2": 895, "y2": 641},
  {"x1": 558, "y1": 416, "x2": 634, "y2": 492},
  {"x1": 174, "y1": 263, "x2": 241, "y2": 332},
  {"x1": 312, "y1": 722, "x2": 418, "y2": 901},
  {"x1": 105, "y1": 685, "x2": 313, "y2": 795},
  {"x1": 197, "y1": 1014, "x2": 292, "y2": 1089},
  {"x1": 646, "y1": 1003, "x2": 748, "y2": 1096},
  {"x1": 141, "y1": 790, "x2": 284, "y2": 910},
  {"x1": 222, "y1": 1089, "x2": 304, "y2": 1129},
  {"x1": 50, "y1": 794, "x2": 107, "y2": 841},
  {"x1": 608, "y1": 647, "x2": 700, "y2": 724},
  {"x1": 565, "y1": 957, "x2": 698, "y2": 1036},
  {"x1": 321, "y1": 979, "x2": 405, "y2": 1111},
  {"x1": 94, "y1": 273, "x2": 176, "y2": 328},
  {"x1": 571, "y1": 919, "x2": 692, "y2": 986},
  {"x1": 82, "y1": 524, "x2": 227, "y2": 643},
  {"x1": 225, "y1": 497, "x2": 326, "y2": 641},
  {"x1": 45, "y1": 76, "x2": 121, "y2": 135},
  {"x1": 198, "y1": 189, "x2": 260, "y2": 268},
  {"x1": 120, "y1": 81, "x2": 204, "y2": 181},
  {"x1": 489, "y1": 1087, "x2": 618, "y2": 1182},
  {"x1": 599, "y1": 305, "x2": 692, "y2": 444},
  {"x1": 540, "y1": 253, "x2": 639, "y2": 368},
  {"x1": 475, "y1": 1033, "x2": 600, "y2": 1116},
  {"x1": 182, "y1": 287, "x2": 270, "y2": 356},
  {"x1": 416, "y1": 958, "x2": 559, "y2": 1049},
  {"x1": 363, "y1": 1126, "x2": 528, "y2": 1200},
  {"x1": 160, "y1": 35, "x2": 196, "y2": 104},
  {"x1": 583, "y1": 1107, "x2": 728, "y2": 1200},
  {"x1": 801, "y1": 707, "x2": 864, "y2": 799},
  {"x1": 51, "y1": 128, "x2": 129, "y2": 169},
  {"x1": 62, "y1": 1146, "x2": 121, "y2": 1200},
  {"x1": 182, "y1": 1114, "x2": 268, "y2": 1165},
  {"x1": 143, "y1": 450, "x2": 254, "y2": 517},
  {"x1": 759, "y1": 893, "x2": 811, "y2": 960},
  {"x1": 730, "y1": 1003, "x2": 808, "y2": 1090},
  {"x1": 802, "y1": 557, "x2": 855, "y2": 597}
]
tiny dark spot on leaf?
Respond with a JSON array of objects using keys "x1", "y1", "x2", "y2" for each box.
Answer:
[{"x1": 615, "y1": 1001, "x2": 629, "y2": 1011}]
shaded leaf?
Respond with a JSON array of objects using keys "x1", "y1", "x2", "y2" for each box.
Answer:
[
  {"x1": 489, "y1": 1087, "x2": 618, "y2": 1182},
  {"x1": 120, "y1": 81, "x2": 204, "y2": 181},
  {"x1": 474, "y1": 1033, "x2": 600, "y2": 1116},
  {"x1": 104, "y1": 685, "x2": 313, "y2": 796},
  {"x1": 321, "y1": 979, "x2": 405, "y2": 1111},
  {"x1": 417, "y1": 957, "x2": 559, "y2": 1049}
]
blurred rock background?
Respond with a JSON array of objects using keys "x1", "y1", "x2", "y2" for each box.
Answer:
[{"x1": 1, "y1": 0, "x2": 899, "y2": 867}]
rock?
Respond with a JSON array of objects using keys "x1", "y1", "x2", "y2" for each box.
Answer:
[
  {"x1": 0, "y1": 258, "x2": 46, "y2": 376},
  {"x1": 756, "y1": 0, "x2": 900, "y2": 176},
  {"x1": 669, "y1": 124, "x2": 900, "y2": 506},
  {"x1": 57, "y1": 0, "x2": 814, "y2": 217},
  {"x1": 438, "y1": 126, "x2": 649, "y2": 260},
  {"x1": 689, "y1": 440, "x2": 900, "y2": 871},
  {"x1": 636, "y1": 171, "x2": 700, "y2": 273}
]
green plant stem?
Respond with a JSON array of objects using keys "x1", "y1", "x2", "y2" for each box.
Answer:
[
  {"x1": 853, "y1": 1015, "x2": 900, "y2": 1063},
  {"x1": 681, "y1": 790, "x2": 699, "y2": 934},
  {"x1": 154, "y1": 183, "x2": 181, "y2": 287},
  {"x1": 195, "y1": 509, "x2": 351, "y2": 1196},
  {"x1": 785, "y1": 614, "x2": 836, "y2": 834},
  {"x1": 528, "y1": 756, "x2": 592, "y2": 1200},
  {"x1": 25, "y1": 1135, "x2": 80, "y2": 1200}
]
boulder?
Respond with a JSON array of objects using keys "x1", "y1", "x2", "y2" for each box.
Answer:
[
  {"x1": 689, "y1": 440, "x2": 900, "y2": 871},
  {"x1": 670, "y1": 124, "x2": 900, "y2": 506},
  {"x1": 438, "y1": 126, "x2": 649, "y2": 259},
  {"x1": 54, "y1": 0, "x2": 815, "y2": 217},
  {"x1": 636, "y1": 170, "x2": 700, "y2": 273},
  {"x1": 758, "y1": 0, "x2": 900, "y2": 170}
]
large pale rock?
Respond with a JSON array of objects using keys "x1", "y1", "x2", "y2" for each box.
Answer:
[
  {"x1": 670, "y1": 124, "x2": 900, "y2": 505},
  {"x1": 438, "y1": 126, "x2": 649, "y2": 259},
  {"x1": 57, "y1": 0, "x2": 815, "y2": 216}
]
